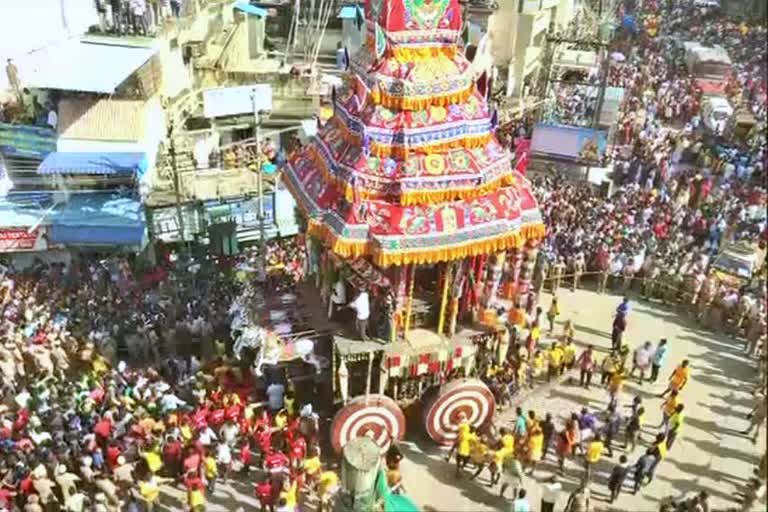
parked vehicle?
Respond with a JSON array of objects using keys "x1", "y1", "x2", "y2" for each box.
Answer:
[{"x1": 701, "y1": 96, "x2": 734, "y2": 135}]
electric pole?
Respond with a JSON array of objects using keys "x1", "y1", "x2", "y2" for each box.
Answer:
[
  {"x1": 167, "y1": 122, "x2": 189, "y2": 260},
  {"x1": 251, "y1": 91, "x2": 267, "y2": 279}
]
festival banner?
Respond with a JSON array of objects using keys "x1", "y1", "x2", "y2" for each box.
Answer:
[{"x1": 530, "y1": 124, "x2": 608, "y2": 165}]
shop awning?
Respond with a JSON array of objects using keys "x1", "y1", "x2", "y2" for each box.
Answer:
[
  {"x1": 49, "y1": 193, "x2": 145, "y2": 246},
  {"x1": 232, "y1": 1, "x2": 268, "y2": 16},
  {"x1": 37, "y1": 152, "x2": 148, "y2": 176},
  {"x1": 338, "y1": 5, "x2": 363, "y2": 18},
  {"x1": 18, "y1": 40, "x2": 157, "y2": 94}
]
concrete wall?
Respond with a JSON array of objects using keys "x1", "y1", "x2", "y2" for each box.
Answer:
[{"x1": 489, "y1": 0, "x2": 575, "y2": 97}]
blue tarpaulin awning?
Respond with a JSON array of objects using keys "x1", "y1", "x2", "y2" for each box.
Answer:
[
  {"x1": 232, "y1": 1, "x2": 268, "y2": 16},
  {"x1": 37, "y1": 152, "x2": 148, "y2": 176},
  {"x1": 49, "y1": 193, "x2": 145, "y2": 246},
  {"x1": 338, "y1": 5, "x2": 363, "y2": 18}
]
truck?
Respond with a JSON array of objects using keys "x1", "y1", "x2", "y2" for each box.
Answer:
[
  {"x1": 683, "y1": 42, "x2": 732, "y2": 95},
  {"x1": 710, "y1": 242, "x2": 765, "y2": 289}
]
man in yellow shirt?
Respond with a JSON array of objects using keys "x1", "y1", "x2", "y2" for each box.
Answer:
[
  {"x1": 318, "y1": 470, "x2": 340, "y2": 510},
  {"x1": 647, "y1": 433, "x2": 668, "y2": 484},
  {"x1": 661, "y1": 359, "x2": 690, "y2": 397},
  {"x1": 547, "y1": 343, "x2": 564, "y2": 382},
  {"x1": 659, "y1": 390, "x2": 679, "y2": 431},
  {"x1": 608, "y1": 370, "x2": 625, "y2": 410},
  {"x1": 445, "y1": 412, "x2": 469, "y2": 463},
  {"x1": 456, "y1": 425, "x2": 477, "y2": 478},
  {"x1": 665, "y1": 404, "x2": 685, "y2": 450},
  {"x1": 468, "y1": 435, "x2": 490, "y2": 482},
  {"x1": 584, "y1": 434, "x2": 604, "y2": 484},
  {"x1": 600, "y1": 351, "x2": 619, "y2": 387},
  {"x1": 526, "y1": 426, "x2": 544, "y2": 476},
  {"x1": 562, "y1": 338, "x2": 577, "y2": 374},
  {"x1": 531, "y1": 350, "x2": 545, "y2": 383}
]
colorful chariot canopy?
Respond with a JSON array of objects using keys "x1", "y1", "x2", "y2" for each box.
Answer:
[{"x1": 281, "y1": 0, "x2": 544, "y2": 266}]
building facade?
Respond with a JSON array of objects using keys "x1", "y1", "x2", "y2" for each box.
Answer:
[{"x1": 489, "y1": 0, "x2": 577, "y2": 98}]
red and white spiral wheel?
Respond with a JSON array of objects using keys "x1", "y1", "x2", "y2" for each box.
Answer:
[
  {"x1": 330, "y1": 394, "x2": 406, "y2": 454},
  {"x1": 423, "y1": 378, "x2": 496, "y2": 445}
]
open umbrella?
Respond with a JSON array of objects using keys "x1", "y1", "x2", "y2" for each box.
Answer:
[{"x1": 610, "y1": 52, "x2": 626, "y2": 62}]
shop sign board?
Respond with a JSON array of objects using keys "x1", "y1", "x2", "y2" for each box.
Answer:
[
  {"x1": 150, "y1": 205, "x2": 202, "y2": 242},
  {"x1": 0, "y1": 228, "x2": 46, "y2": 252},
  {"x1": 202, "y1": 84, "x2": 273, "y2": 118},
  {"x1": 206, "y1": 194, "x2": 274, "y2": 228}
]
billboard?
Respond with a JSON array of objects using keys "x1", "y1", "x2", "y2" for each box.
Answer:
[
  {"x1": 202, "y1": 84, "x2": 273, "y2": 118},
  {"x1": 530, "y1": 124, "x2": 608, "y2": 164}
]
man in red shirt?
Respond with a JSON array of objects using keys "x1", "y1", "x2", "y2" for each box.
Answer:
[{"x1": 163, "y1": 435, "x2": 184, "y2": 480}]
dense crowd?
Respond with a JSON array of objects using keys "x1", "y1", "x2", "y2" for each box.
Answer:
[
  {"x1": 0, "y1": 0, "x2": 766, "y2": 511},
  {"x1": 0, "y1": 241, "x2": 343, "y2": 512},
  {"x1": 440, "y1": 2, "x2": 768, "y2": 511},
  {"x1": 529, "y1": 3, "x2": 767, "y2": 340}
]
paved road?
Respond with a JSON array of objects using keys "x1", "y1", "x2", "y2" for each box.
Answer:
[{"x1": 397, "y1": 288, "x2": 765, "y2": 512}]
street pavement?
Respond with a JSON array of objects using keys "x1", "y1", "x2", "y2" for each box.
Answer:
[{"x1": 397, "y1": 287, "x2": 766, "y2": 512}]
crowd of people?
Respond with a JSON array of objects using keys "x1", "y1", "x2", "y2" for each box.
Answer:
[
  {"x1": 0, "y1": 0, "x2": 766, "y2": 511},
  {"x1": 92, "y1": 0, "x2": 185, "y2": 37},
  {"x1": 451, "y1": 292, "x2": 766, "y2": 512},
  {"x1": 0, "y1": 241, "x2": 346, "y2": 512},
  {"x1": 450, "y1": 1, "x2": 768, "y2": 510},
  {"x1": 529, "y1": 2, "x2": 767, "y2": 341}
]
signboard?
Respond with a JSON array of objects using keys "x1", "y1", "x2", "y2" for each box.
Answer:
[
  {"x1": 206, "y1": 194, "x2": 274, "y2": 229},
  {"x1": 530, "y1": 124, "x2": 608, "y2": 164},
  {"x1": 519, "y1": 0, "x2": 541, "y2": 14},
  {"x1": 0, "y1": 123, "x2": 57, "y2": 158},
  {"x1": 0, "y1": 228, "x2": 46, "y2": 252},
  {"x1": 150, "y1": 205, "x2": 202, "y2": 243},
  {"x1": 202, "y1": 84, "x2": 273, "y2": 118}
]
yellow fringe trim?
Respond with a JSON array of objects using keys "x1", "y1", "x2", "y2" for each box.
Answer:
[
  {"x1": 307, "y1": 219, "x2": 370, "y2": 259},
  {"x1": 398, "y1": 173, "x2": 517, "y2": 206},
  {"x1": 369, "y1": 133, "x2": 494, "y2": 159},
  {"x1": 372, "y1": 223, "x2": 547, "y2": 267},
  {"x1": 388, "y1": 46, "x2": 457, "y2": 62},
  {"x1": 327, "y1": 116, "x2": 495, "y2": 164},
  {"x1": 304, "y1": 143, "x2": 521, "y2": 206},
  {"x1": 370, "y1": 84, "x2": 475, "y2": 111}
]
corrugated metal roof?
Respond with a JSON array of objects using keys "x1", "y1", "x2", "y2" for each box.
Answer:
[
  {"x1": 57, "y1": 97, "x2": 147, "y2": 142},
  {"x1": 18, "y1": 40, "x2": 158, "y2": 94},
  {"x1": 37, "y1": 152, "x2": 148, "y2": 176}
]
